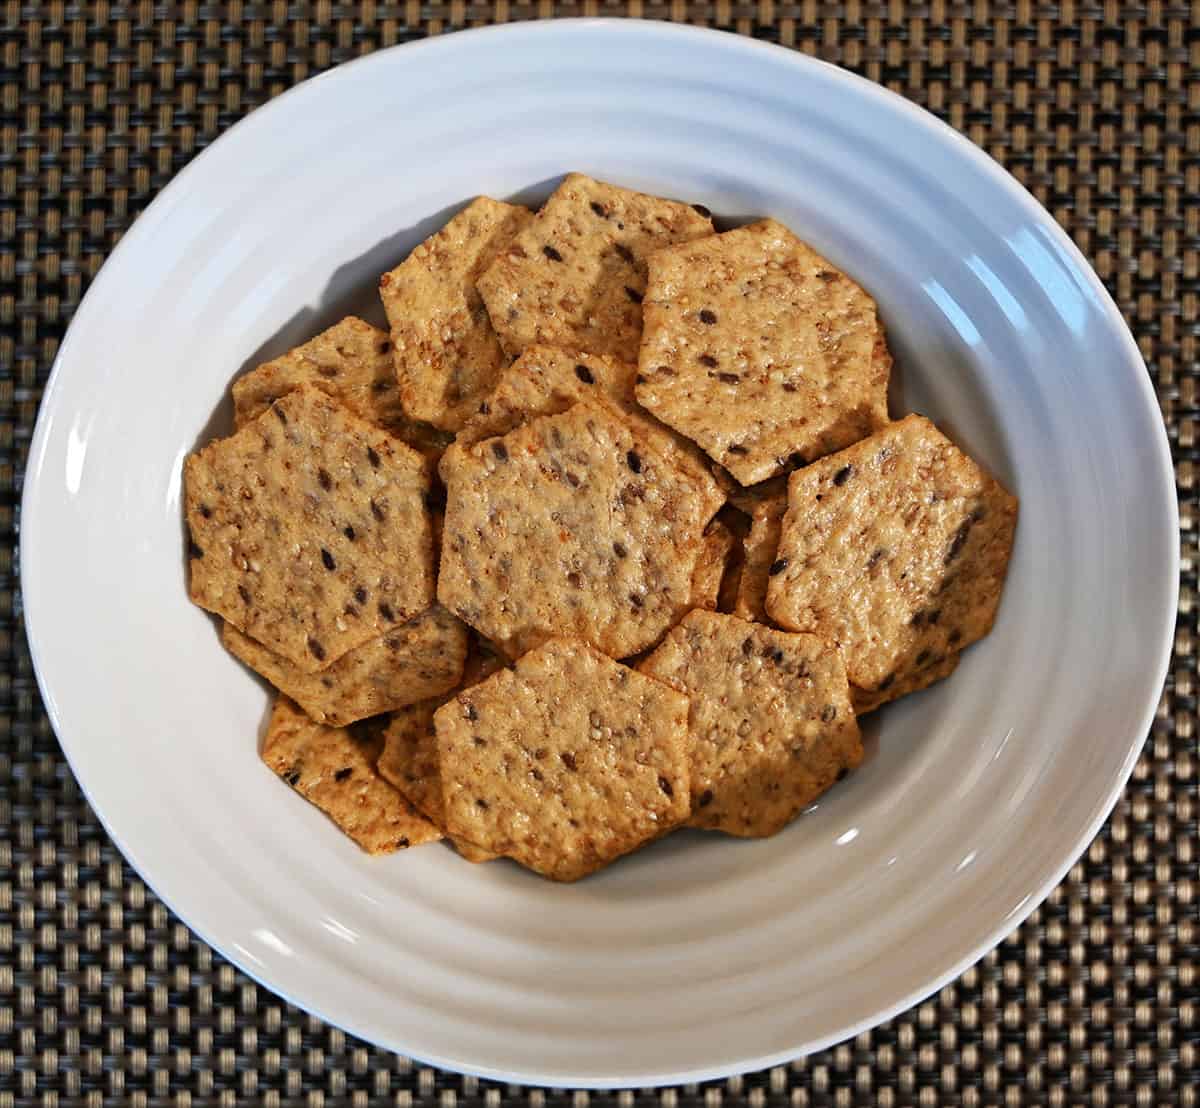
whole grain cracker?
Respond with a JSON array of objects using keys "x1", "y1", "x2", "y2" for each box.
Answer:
[
  {"x1": 734, "y1": 495, "x2": 788, "y2": 623},
  {"x1": 851, "y1": 651, "x2": 960, "y2": 715},
  {"x1": 635, "y1": 219, "x2": 890, "y2": 485},
  {"x1": 454, "y1": 344, "x2": 723, "y2": 509},
  {"x1": 639, "y1": 611, "x2": 861, "y2": 837},
  {"x1": 379, "y1": 197, "x2": 533, "y2": 432},
  {"x1": 434, "y1": 637, "x2": 691, "y2": 881},
  {"x1": 476, "y1": 174, "x2": 714, "y2": 363},
  {"x1": 377, "y1": 637, "x2": 505, "y2": 863},
  {"x1": 691, "y1": 521, "x2": 736, "y2": 611},
  {"x1": 765, "y1": 414, "x2": 1018, "y2": 694},
  {"x1": 262, "y1": 695, "x2": 441, "y2": 854},
  {"x1": 231, "y1": 316, "x2": 452, "y2": 456},
  {"x1": 186, "y1": 384, "x2": 435, "y2": 671},
  {"x1": 438, "y1": 397, "x2": 719, "y2": 659},
  {"x1": 222, "y1": 604, "x2": 468, "y2": 727}
]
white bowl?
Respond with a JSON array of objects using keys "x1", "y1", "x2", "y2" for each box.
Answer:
[{"x1": 21, "y1": 20, "x2": 1177, "y2": 1088}]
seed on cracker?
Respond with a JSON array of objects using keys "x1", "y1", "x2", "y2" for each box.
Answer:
[
  {"x1": 438, "y1": 396, "x2": 721, "y2": 659},
  {"x1": 231, "y1": 316, "x2": 452, "y2": 457},
  {"x1": 222, "y1": 604, "x2": 468, "y2": 727},
  {"x1": 691, "y1": 520, "x2": 736, "y2": 611},
  {"x1": 638, "y1": 610, "x2": 861, "y2": 837},
  {"x1": 186, "y1": 384, "x2": 435, "y2": 671},
  {"x1": 380, "y1": 197, "x2": 534, "y2": 432},
  {"x1": 476, "y1": 174, "x2": 714, "y2": 363},
  {"x1": 635, "y1": 219, "x2": 890, "y2": 485},
  {"x1": 434, "y1": 637, "x2": 691, "y2": 881},
  {"x1": 734, "y1": 495, "x2": 787, "y2": 624},
  {"x1": 766, "y1": 414, "x2": 1018, "y2": 699},
  {"x1": 262, "y1": 695, "x2": 441, "y2": 854},
  {"x1": 454, "y1": 344, "x2": 722, "y2": 506}
]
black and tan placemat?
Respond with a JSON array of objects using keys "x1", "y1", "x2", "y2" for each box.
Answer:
[{"x1": 2, "y1": 4, "x2": 1196, "y2": 1105}]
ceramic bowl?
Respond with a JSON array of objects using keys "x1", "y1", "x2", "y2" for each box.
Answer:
[{"x1": 21, "y1": 20, "x2": 1177, "y2": 1088}]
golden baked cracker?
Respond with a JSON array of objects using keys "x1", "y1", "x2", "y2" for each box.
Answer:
[
  {"x1": 377, "y1": 637, "x2": 504, "y2": 863},
  {"x1": 639, "y1": 610, "x2": 861, "y2": 837},
  {"x1": 454, "y1": 344, "x2": 723, "y2": 510},
  {"x1": 691, "y1": 521, "x2": 736, "y2": 611},
  {"x1": 643, "y1": 609, "x2": 859, "y2": 835},
  {"x1": 379, "y1": 197, "x2": 533, "y2": 432},
  {"x1": 186, "y1": 384, "x2": 435, "y2": 671},
  {"x1": 434, "y1": 637, "x2": 691, "y2": 881},
  {"x1": 438, "y1": 397, "x2": 719, "y2": 659},
  {"x1": 262, "y1": 695, "x2": 441, "y2": 854},
  {"x1": 734, "y1": 495, "x2": 787, "y2": 623},
  {"x1": 851, "y1": 651, "x2": 960, "y2": 714},
  {"x1": 476, "y1": 174, "x2": 714, "y2": 363},
  {"x1": 635, "y1": 219, "x2": 890, "y2": 485},
  {"x1": 766, "y1": 414, "x2": 1018, "y2": 695},
  {"x1": 222, "y1": 604, "x2": 468, "y2": 727},
  {"x1": 231, "y1": 316, "x2": 452, "y2": 456}
]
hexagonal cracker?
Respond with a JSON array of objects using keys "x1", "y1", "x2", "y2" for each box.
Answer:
[
  {"x1": 635, "y1": 218, "x2": 890, "y2": 486},
  {"x1": 186, "y1": 384, "x2": 435, "y2": 671},
  {"x1": 639, "y1": 610, "x2": 861, "y2": 837},
  {"x1": 438, "y1": 396, "x2": 721, "y2": 659},
  {"x1": 434, "y1": 637, "x2": 691, "y2": 881},
  {"x1": 766, "y1": 414, "x2": 1018, "y2": 702}
]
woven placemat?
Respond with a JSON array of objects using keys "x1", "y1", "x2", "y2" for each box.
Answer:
[{"x1": 2, "y1": 4, "x2": 1196, "y2": 1105}]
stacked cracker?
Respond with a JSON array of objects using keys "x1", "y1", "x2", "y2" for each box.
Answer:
[{"x1": 185, "y1": 176, "x2": 1017, "y2": 880}]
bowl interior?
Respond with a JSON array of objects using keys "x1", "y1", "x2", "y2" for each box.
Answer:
[{"x1": 21, "y1": 21, "x2": 1176, "y2": 1088}]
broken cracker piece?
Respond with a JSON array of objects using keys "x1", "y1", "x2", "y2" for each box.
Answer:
[
  {"x1": 262, "y1": 695, "x2": 441, "y2": 854},
  {"x1": 639, "y1": 610, "x2": 861, "y2": 837},
  {"x1": 434, "y1": 637, "x2": 691, "y2": 881},
  {"x1": 691, "y1": 520, "x2": 736, "y2": 611},
  {"x1": 231, "y1": 316, "x2": 451, "y2": 457},
  {"x1": 380, "y1": 197, "x2": 533, "y2": 432},
  {"x1": 734, "y1": 495, "x2": 788, "y2": 624},
  {"x1": 222, "y1": 604, "x2": 468, "y2": 727},
  {"x1": 477, "y1": 174, "x2": 714, "y2": 363}
]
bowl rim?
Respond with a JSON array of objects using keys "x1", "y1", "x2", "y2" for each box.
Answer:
[{"x1": 19, "y1": 18, "x2": 1179, "y2": 1088}]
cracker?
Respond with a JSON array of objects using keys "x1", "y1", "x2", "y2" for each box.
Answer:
[
  {"x1": 262, "y1": 695, "x2": 441, "y2": 854},
  {"x1": 454, "y1": 344, "x2": 723, "y2": 509},
  {"x1": 434, "y1": 637, "x2": 691, "y2": 881},
  {"x1": 222, "y1": 604, "x2": 468, "y2": 727},
  {"x1": 186, "y1": 384, "x2": 435, "y2": 671},
  {"x1": 231, "y1": 316, "x2": 452, "y2": 456},
  {"x1": 734, "y1": 495, "x2": 787, "y2": 623},
  {"x1": 851, "y1": 651, "x2": 960, "y2": 715},
  {"x1": 379, "y1": 197, "x2": 533, "y2": 432},
  {"x1": 765, "y1": 414, "x2": 1018, "y2": 695},
  {"x1": 476, "y1": 174, "x2": 714, "y2": 363},
  {"x1": 377, "y1": 637, "x2": 504, "y2": 863},
  {"x1": 691, "y1": 521, "x2": 736, "y2": 611},
  {"x1": 635, "y1": 219, "x2": 890, "y2": 485},
  {"x1": 638, "y1": 611, "x2": 860, "y2": 837},
  {"x1": 438, "y1": 397, "x2": 719, "y2": 659}
]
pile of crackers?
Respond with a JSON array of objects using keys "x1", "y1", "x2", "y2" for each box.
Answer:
[{"x1": 185, "y1": 174, "x2": 1018, "y2": 882}]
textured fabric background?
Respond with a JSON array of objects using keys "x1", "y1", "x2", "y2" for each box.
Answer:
[{"x1": 1, "y1": 4, "x2": 1196, "y2": 1105}]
